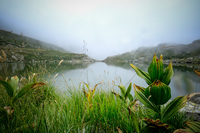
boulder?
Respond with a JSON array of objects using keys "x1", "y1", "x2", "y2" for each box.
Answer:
[
  {"x1": 188, "y1": 93, "x2": 200, "y2": 104},
  {"x1": 11, "y1": 55, "x2": 18, "y2": 61}
]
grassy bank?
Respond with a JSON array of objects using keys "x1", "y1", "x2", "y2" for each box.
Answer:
[
  {"x1": 0, "y1": 55, "x2": 200, "y2": 133},
  {"x1": 0, "y1": 77, "x2": 141, "y2": 132},
  {"x1": 0, "y1": 79, "x2": 190, "y2": 133}
]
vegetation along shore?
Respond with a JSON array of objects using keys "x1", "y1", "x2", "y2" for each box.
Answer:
[{"x1": 0, "y1": 53, "x2": 200, "y2": 133}]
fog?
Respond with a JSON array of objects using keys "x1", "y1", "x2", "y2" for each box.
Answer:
[{"x1": 0, "y1": 0, "x2": 200, "y2": 60}]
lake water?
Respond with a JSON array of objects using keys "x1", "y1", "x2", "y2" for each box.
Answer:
[{"x1": 0, "y1": 62, "x2": 200, "y2": 99}]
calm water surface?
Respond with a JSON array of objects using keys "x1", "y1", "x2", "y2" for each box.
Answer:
[{"x1": 0, "y1": 62, "x2": 200, "y2": 99}]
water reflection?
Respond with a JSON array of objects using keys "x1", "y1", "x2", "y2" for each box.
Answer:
[
  {"x1": 0, "y1": 62, "x2": 25, "y2": 78},
  {"x1": 0, "y1": 62, "x2": 199, "y2": 99}
]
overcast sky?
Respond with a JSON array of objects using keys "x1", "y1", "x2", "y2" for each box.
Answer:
[{"x1": 0, "y1": 0, "x2": 200, "y2": 60}]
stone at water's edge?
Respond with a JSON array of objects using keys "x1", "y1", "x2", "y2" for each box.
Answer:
[
  {"x1": 182, "y1": 93, "x2": 200, "y2": 121},
  {"x1": 183, "y1": 102, "x2": 200, "y2": 121},
  {"x1": 188, "y1": 92, "x2": 200, "y2": 104}
]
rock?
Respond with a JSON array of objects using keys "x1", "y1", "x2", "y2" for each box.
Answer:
[
  {"x1": 180, "y1": 93, "x2": 200, "y2": 121},
  {"x1": 11, "y1": 55, "x2": 18, "y2": 61},
  {"x1": 186, "y1": 112, "x2": 200, "y2": 121},
  {"x1": 182, "y1": 102, "x2": 200, "y2": 121},
  {"x1": 19, "y1": 55, "x2": 24, "y2": 61},
  {"x1": 188, "y1": 93, "x2": 200, "y2": 104}
]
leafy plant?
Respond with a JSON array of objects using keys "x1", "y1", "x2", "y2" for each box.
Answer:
[
  {"x1": 112, "y1": 83, "x2": 141, "y2": 133},
  {"x1": 174, "y1": 121, "x2": 200, "y2": 133},
  {"x1": 130, "y1": 54, "x2": 192, "y2": 132},
  {"x1": 83, "y1": 82, "x2": 100, "y2": 107},
  {"x1": 111, "y1": 83, "x2": 136, "y2": 109},
  {"x1": 0, "y1": 76, "x2": 46, "y2": 125}
]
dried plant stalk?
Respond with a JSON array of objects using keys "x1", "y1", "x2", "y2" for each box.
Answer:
[
  {"x1": 2, "y1": 50, "x2": 6, "y2": 61},
  {"x1": 58, "y1": 59, "x2": 63, "y2": 66},
  {"x1": 0, "y1": 56, "x2": 3, "y2": 63}
]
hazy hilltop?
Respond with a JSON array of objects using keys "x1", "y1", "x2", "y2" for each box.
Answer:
[
  {"x1": 104, "y1": 39, "x2": 200, "y2": 64},
  {"x1": 0, "y1": 29, "x2": 68, "y2": 52},
  {"x1": 0, "y1": 29, "x2": 94, "y2": 62}
]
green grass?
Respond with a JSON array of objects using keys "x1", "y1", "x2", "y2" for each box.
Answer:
[
  {"x1": 0, "y1": 82, "x2": 190, "y2": 132},
  {"x1": 0, "y1": 64, "x2": 192, "y2": 133}
]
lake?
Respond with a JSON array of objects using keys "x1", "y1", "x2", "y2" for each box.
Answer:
[{"x1": 0, "y1": 62, "x2": 200, "y2": 99}]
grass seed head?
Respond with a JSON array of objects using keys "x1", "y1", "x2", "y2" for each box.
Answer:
[
  {"x1": 2, "y1": 50, "x2": 6, "y2": 61},
  {"x1": 58, "y1": 59, "x2": 63, "y2": 66}
]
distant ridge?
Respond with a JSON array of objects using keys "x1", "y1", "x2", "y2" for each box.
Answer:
[
  {"x1": 0, "y1": 29, "x2": 94, "y2": 62},
  {"x1": 0, "y1": 29, "x2": 67, "y2": 52},
  {"x1": 104, "y1": 39, "x2": 200, "y2": 64}
]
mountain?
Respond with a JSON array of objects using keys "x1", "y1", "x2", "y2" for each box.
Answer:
[
  {"x1": 0, "y1": 29, "x2": 94, "y2": 62},
  {"x1": 104, "y1": 39, "x2": 200, "y2": 64}
]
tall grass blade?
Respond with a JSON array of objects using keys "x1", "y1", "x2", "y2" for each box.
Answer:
[
  {"x1": 185, "y1": 121, "x2": 200, "y2": 132},
  {"x1": 111, "y1": 92, "x2": 125, "y2": 102},
  {"x1": 0, "y1": 80, "x2": 14, "y2": 97},
  {"x1": 0, "y1": 107, "x2": 8, "y2": 124},
  {"x1": 130, "y1": 109, "x2": 140, "y2": 133}
]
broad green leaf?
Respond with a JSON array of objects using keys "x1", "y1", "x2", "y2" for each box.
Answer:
[
  {"x1": 125, "y1": 82, "x2": 132, "y2": 100},
  {"x1": 130, "y1": 64, "x2": 152, "y2": 85},
  {"x1": 134, "y1": 85, "x2": 150, "y2": 98},
  {"x1": 162, "y1": 95, "x2": 187, "y2": 122},
  {"x1": 158, "y1": 55, "x2": 164, "y2": 79},
  {"x1": 185, "y1": 121, "x2": 200, "y2": 132},
  {"x1": 118, "y1": 85, "x2": 126, "y2": 97},
  {"x1": 0, "y1": 80, "x2": 14, "y2": 97},
  {"x1": 149, "y1": 80, "x2": 171, "y2": 105},
  {"x1": 128, "y1": 94, "x2": 134, "y2": 102},
  {"x1": 13, "y1": 82, "x2": 46, "y2": 102},
  {"x1": 134, "y1": 84, "x2": 159, "y2": 113},
  {"x1": 148, "y1": 54, "x2": 158, "y2": 81},
  {"x1": 10, "y1": 76, "x2": 19, "y2": 95},
  {"x1": 148, "y1": 54, "x2": 164, "y2": 82},
  {"x1": 160, "y1": 62, "x2": 173, "y2": 85}
]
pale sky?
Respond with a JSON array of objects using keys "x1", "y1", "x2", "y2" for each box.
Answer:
[{"x1": 0, "y1": 0, "x2": 200, "y2": 60}]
